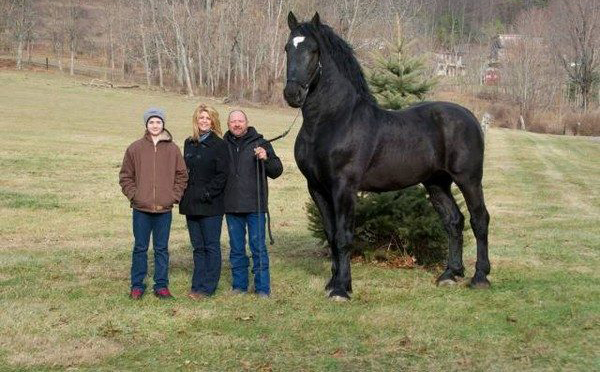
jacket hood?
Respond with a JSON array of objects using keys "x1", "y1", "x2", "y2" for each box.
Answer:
[{"x1": 144, "y1": 128, "x2": 173, "y2": 143}]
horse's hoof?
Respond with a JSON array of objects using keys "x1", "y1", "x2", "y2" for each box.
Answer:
[
  {"x1": 469, "y1": 278, "x2": 491, "y2": 289},
  {"x1": 328, "y1": 289, "x2": 350, "y2": 301},
  {"x1": 436, "y1": 271, "x2": 461, "y2": 286},
  {"x1": 331, "y1": 295, "x2": 349, "y2": 302},
  {"x1": 437, "y1": 278, "x2": 458, "y2": 287}
]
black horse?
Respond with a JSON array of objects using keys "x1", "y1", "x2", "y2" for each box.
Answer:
[{"x1": 283, "y1": 12, "x2": 491, "y2": 300}]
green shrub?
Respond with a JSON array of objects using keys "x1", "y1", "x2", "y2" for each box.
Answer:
[{"x1": 306, "y1": 186, "x2": 449, "y2": 266}]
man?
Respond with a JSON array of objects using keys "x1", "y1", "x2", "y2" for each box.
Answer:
[
  {"x1": 223, "y1": 110, "x2": 283, "y2": 298},
  {"x1": 119, "y1": 108, "x2": 188, "y2": 299}
]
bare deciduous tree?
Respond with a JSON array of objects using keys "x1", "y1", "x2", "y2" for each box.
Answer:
[
  {"x1": 548, "y1": 0, "x2": 600, "y2": 111},
  {"x1": 139, "y1": 0, "x2": 152, "y2": 86},
  {"x1": 502, "y1": 8, "x2": 555, "y2": 125},
  {"x1": 65, "y1": 0, "x2": 85, "y2": 76},
  {"x1": 6, "y1": 0, "x2": 36, "y2": 70}
]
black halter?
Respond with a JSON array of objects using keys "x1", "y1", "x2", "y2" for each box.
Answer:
[{"x1": 286, "y1": 60, "x2": 322, "y2": 90}]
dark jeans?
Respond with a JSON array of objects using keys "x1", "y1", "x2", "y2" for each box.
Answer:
[
  {"x1": 225, "y1": 213, "x2": 270, "y2": 294},
  {"x1": 131, "y1": 209, "x2": 172, "y2": 291},
  {"x1": 186, "y1": 214, "x2": 223, "y2": 295}
]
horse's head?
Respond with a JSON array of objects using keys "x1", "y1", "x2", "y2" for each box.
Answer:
[{"x1": 283, "y1": 12, "x2": 322, "y2": 108}]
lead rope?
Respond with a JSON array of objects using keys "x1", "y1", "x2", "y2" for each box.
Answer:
[
  {"x1": 258, "y1": 109, "x2": 301, "y2": 247},
  {"x1": 261, "y1": 160, "x2": 275, "y2": 244},
  {"x1": 255, "y1": 155, "x2": 265, "y2": 290},
  {"x1": 254, "y1": 110, "x2": 302, "y2": 293},
  {"x1": 266, "y1": 109, "x2": 301, "y2": 143}
]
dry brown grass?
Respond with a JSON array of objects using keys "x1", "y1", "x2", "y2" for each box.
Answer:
[
  {"x1": 562, "y1": 110, "x2": 600, "y2": 136},
  {"x1": 3, "y1": 335, "x2": 123, "y2": 368},
  {"x1": 433, "y1": 86, "x2": 600, "y2": 136}
]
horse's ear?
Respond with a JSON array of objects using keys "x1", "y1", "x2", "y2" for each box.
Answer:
[
  {"x1": 311, "y1": 12, "x2": 321, "y2": 27},
  {"x1": 288, "y1": 11, "x2": 298, "y2": 30}
]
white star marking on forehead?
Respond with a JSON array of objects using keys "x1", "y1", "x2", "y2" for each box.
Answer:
[{"x1": 292, "y1": 36, "x2": 305, "y2": 48}]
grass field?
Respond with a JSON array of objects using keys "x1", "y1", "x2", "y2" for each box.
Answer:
[{"x1": 0, "y1": 70, "x2": 598, "y2": 371}]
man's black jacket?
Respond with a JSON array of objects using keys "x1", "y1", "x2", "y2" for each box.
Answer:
[{"x1": 223, "y1": 126, "x2": 283, "y2": 213}]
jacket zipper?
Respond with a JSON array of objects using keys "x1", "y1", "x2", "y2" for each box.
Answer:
[
  {"x1": 153, "y1": 143, "x2": 157, "y2": 211},
  {"x1": 236, "y1": 146, "x2": 240, "y2": 176}
]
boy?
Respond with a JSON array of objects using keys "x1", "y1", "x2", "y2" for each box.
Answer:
[{"x1": 119, "y1": 108, "x2": 188, "y2": 299}]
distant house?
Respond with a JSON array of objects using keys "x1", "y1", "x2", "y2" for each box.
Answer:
[
  {"x1": 434, "y1": 50, "x2": 466, "y2": 77},
  {"x1": 490, "y1": 34, "x2": 526, "y2": 63},
  {"x1": 483, "y1": 34, "x2": 544, "y2": 85}
]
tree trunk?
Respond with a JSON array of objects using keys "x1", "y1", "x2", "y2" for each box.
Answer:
[
  {"x1": 109, "y1": 27, "x2": 115, "y2": 81},
  {"x1": 188, "y1": 55, "x2": 196, "y2": 87},
  {"x1": 121, "y1": 46, "x2": 126, "y2": 79},
  {"x1": 252, "y1": 53, "x2": 258, "y2": 101},
  {"x1": 197, "y1": 48, "x2": 203, "y2": 92},
  {"x1": 139, "y1": 0, "x2": 152, "y2": 86},
  {"x1": 179, "y1": 40, "x2": 193, "y2": 96},
  {"x1": 70, "y1": 48, "x2": 75, "y2": 76},
  {"x1": 27, "y1": 39, "x2": 33, "y2": 64},
  {"x1": 16, "y1": 39, "x2": 24, "y2": 70},
  {"x1": 156, "y1": 38, "x2": 164, "y2": 88},
  {"x1": 269, "y1": 0, "x2": 284, "y2": 99},
  {"x1": 171, "y1": 4, "x2": 193, "y2": 96},
  {"x1": 227, "y1": 52, "x2": 231, "y2": 96},
  {"x1": 149, "y1": 0, "x2": 163, "y2": 88}
]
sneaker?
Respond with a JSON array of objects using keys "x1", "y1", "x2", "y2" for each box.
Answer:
[
  {"x1": 257, "y1": 292, "x2": 270, "y2": 299},
  {"x1": 130, "y1": 288, "x2": 144, "y2": 300},
  {"x1": 154, "y1": 288, "x2": 174, "y2": 299},
  {"x1": 231, "y1": 288, "x2": 246, "y2": 295},
  {"x1": 187, "y1": 291, "x2": 206, "y2": 300}
]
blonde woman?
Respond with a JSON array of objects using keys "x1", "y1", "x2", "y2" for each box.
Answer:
[{"x1": 179, "y1": 104, "x2": 228, "y2": 299}]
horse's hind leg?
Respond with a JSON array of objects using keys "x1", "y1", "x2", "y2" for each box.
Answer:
[
  {"x1": 455, "y1": 179, "x2": 491, "y2": 289},
  {"x1": 424, "y1": 179, "x2": 465, "y2": 285}
]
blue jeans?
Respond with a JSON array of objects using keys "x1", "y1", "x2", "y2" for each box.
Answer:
[
  {"x1": 131, "y1": 209, "x2": 172, "y2": 291},
  {"x1": 225, "y1": 213, "x2": 270, "y2": 294},
  {"x1": 186, "y1": 215, "x2": 223, "y2": 295}
]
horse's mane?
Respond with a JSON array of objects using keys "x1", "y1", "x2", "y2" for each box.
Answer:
[{"x1": 298, "y1": 22, "x2": 377, "y2": 104}]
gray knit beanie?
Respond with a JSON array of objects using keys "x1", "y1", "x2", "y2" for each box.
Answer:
[{"x1": 143, "y1": 107, "x2": 166, "y2": 127}]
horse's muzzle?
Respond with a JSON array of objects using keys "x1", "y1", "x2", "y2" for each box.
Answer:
[{"x1": 283, "y1": 82, "x2": 307, "y2": 108}]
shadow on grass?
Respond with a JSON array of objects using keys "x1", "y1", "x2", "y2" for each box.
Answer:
[{"x1": 167, "y1": 229, "x2": 328, "y2": 279}]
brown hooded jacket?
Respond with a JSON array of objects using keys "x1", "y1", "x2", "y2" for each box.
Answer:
[{"x1": 119, "y1": 129, "x2": 188, "y2": 213}]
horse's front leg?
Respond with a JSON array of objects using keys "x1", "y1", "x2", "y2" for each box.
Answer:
[
  {"x1": 308, "y1": 186, "x2": 337, "y2": 294},
  {"x1": 329, "y1": 183, "x2": 356, "y2": 300}
]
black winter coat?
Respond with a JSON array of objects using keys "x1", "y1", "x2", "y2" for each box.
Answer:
[
  {"x1": 223, "y1": 127, "x2": 283, "y2": 213},
  {"x1": 179, "y1": 132, "x2": 228, "y2": 216}
]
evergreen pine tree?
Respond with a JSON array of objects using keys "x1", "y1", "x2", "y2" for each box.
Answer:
[{"x1": 368, "y1": 32, "x2": 437, "y2": 110}]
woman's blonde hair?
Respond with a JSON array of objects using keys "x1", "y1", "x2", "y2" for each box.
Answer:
[{"x1": 191, "y1": 104, "x2": 222, "y2": 140}]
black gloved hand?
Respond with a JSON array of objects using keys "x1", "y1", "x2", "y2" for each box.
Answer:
[{"x1": 199, "y1": 189, "x2": 211, "y2": 203}]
